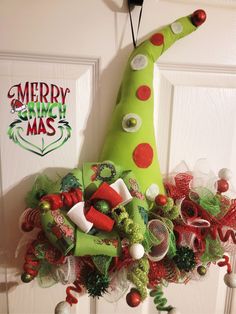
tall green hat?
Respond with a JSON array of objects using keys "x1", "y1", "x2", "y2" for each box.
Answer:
[{"x1": 100, "y1": 12, "x2": 205, "y2": 196}]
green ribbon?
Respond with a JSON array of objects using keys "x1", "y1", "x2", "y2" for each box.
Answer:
[{"x1": 40, "y1": 161, "x2": 148, "y2": 257}]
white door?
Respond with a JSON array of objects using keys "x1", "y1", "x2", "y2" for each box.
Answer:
[{"x1": 1, "y1": 1, "x2": 236, "y2": 314}]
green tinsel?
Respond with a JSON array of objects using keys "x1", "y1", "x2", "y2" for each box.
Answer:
[
  {"x1": 173, "y1": 246, "x2": 196, "y2": 272},
  {"x1": 25, "y1": 175, "x2": 60, "y2": 208},
  {"x1": 162, "y1": 198, "x2": 174, "y2": 213},
  {"x1": 112, "y1": 206, "x2": 144, "y2": 244},
  {"x1": 127, "y1": 257, "x2": 149, "y2": 300},
  {"x1": 84, "y1": 270, "x2": 110, "y2": 298}
]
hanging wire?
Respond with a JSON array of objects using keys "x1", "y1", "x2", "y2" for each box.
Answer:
[{"x1": 127, "y1": 0, "x2": 144, "y2": 48}]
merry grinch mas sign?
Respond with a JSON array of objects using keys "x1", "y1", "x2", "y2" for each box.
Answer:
[{"x1": 7, "y1": 81, "x2": 72, "y2": 156}]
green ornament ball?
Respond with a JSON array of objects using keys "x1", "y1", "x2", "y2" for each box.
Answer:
[
  {"x1": 39, "y1": 201, "x2": 51, "y2": 211},
  {"x1": 197, "y1": 265, "x2": 207, "y2": 276},
  {"x1": 94, "y1": 200, "x2": 110, "y2": 214},
  {"x1": 21, "y1": 272, "x2": 34, "y2": 283},
  {"x1": 126, "y1": 117, "x2": 137, "y2": 128}
]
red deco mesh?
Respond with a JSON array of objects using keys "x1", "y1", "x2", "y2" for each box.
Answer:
[
  {"x1": 164, "y1": 173, "x2": 193, "y2": 201},
  {"x1": 148, "y1": 258, "x2": 180, "y2": 287}
]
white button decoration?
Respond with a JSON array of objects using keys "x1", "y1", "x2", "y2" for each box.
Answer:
[
  {"x1": 171, "y1": 22, "x2": 183, "y2": 34},
  {"x1": 218, "y1": 168, "x2": 232, "y2": 181},
  {"x1": 130, "y1": 54, "x2": 148, "y2": 70},
  {"x1": 129, "y1": 243, "x2": 145, "y2": 260},
  {"x1": 146, "y1": 184, "x2": 160, "y2": 201},
  {"x1": 122, "y1": 113, "x2": 142, "y2": 133}
]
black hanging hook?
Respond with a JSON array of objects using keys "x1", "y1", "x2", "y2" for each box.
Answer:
[
  {"x1": 128, "y1": 0, "x2": 144, "y2": 6},
  {"x1": 127, "y1": 0, "x2": 144, "y2": 48}
]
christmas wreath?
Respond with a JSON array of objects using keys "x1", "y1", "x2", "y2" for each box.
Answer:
[{"x1": 18, "y1": 10, "x2": 236, "y2": 314}]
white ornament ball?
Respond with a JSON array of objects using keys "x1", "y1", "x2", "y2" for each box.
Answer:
[
  {"x1": 146, "y1": 184, "x2": 160, "y2": 202},
  {"x1": 129, "y1": 243, "x2": 145, "y2": 260},
  {"x1": 224, "y1": 273, "x2": 236, "y2": 288},
  {"x1": 55, "y1": 301, "x2": 71, "y2": 314},
  {"x1": 168, "y1": 308, "x2": 181, "y2": 314},
  {"x1": 218, "y1": 168, "x2": 232, "y2": 181}
]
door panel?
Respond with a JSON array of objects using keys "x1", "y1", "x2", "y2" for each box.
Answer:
[
  {"x1": 1, "y1": 1, "x2": 236, "y2": 313},
  {"x1": 0, "y1": 54, "x2": 98, "y2": 314}
]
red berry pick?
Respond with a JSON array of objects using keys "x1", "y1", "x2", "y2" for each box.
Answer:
[
  {"x1": 126, "y1": 289, "x2": 141, "y2": 307},
  {"x1": 217, "y1": 179, "x2": 229, "y2": 193},
  {"x1": 155, "y1": 194, "x2": 167, "y2": 206},
  {"x1": 191, "y1": 9, "x2": 207, "y2": 27}
]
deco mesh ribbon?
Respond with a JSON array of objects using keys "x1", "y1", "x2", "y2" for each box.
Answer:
[{"x1": 19, "y1": 159, "x2": 236, "y2": 314}]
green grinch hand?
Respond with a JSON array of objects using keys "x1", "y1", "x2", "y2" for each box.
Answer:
[{"x1": 100, "y1": 10, "x2": 206, "y2": 196}]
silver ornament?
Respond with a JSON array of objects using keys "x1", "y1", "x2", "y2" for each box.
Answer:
[
  {"x1": 54, "y1": 301, "x2": 71, "y2": 314},
  {"x1": 224, "y1": 273, "x2": 236, "y2": 288}
]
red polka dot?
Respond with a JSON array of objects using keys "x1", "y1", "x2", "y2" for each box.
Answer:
[
  {"x1": 133, "y1": 143, "x2": 153, "y2": 168},
  {"x1": 136, "y1": 85, "x2": 151, "y2": 101},
  {"x1": 150, "y1": 33, "x2": 164, "y2": 46}
]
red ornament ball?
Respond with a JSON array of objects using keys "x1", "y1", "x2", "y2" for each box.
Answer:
[
  {"x1": 217, "y1": 179, "x2": 229, "y2": 193},
  {"x1": 21, "y1": 222, "x2": 34, "y2": 232},
  {"x1": 126, "y1": 289, "x2": 141, "y2": 307},
  {"x1": 155, "y1": 194, "x2": 167, "y2": 206},
  {"x1": 191, "y1": 9, "x2": 207, "y2": 27}
]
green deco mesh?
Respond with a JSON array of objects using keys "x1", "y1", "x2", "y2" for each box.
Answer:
[
  {"x1": 25, "y1": 175, "x2": 60, "y2": 208},
  {"x1": 201, "y1": 235, "x2": 224, "y2": 263},
  {"x1": 190, "y1": 187, "x2": 221, "y2": 216}
]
